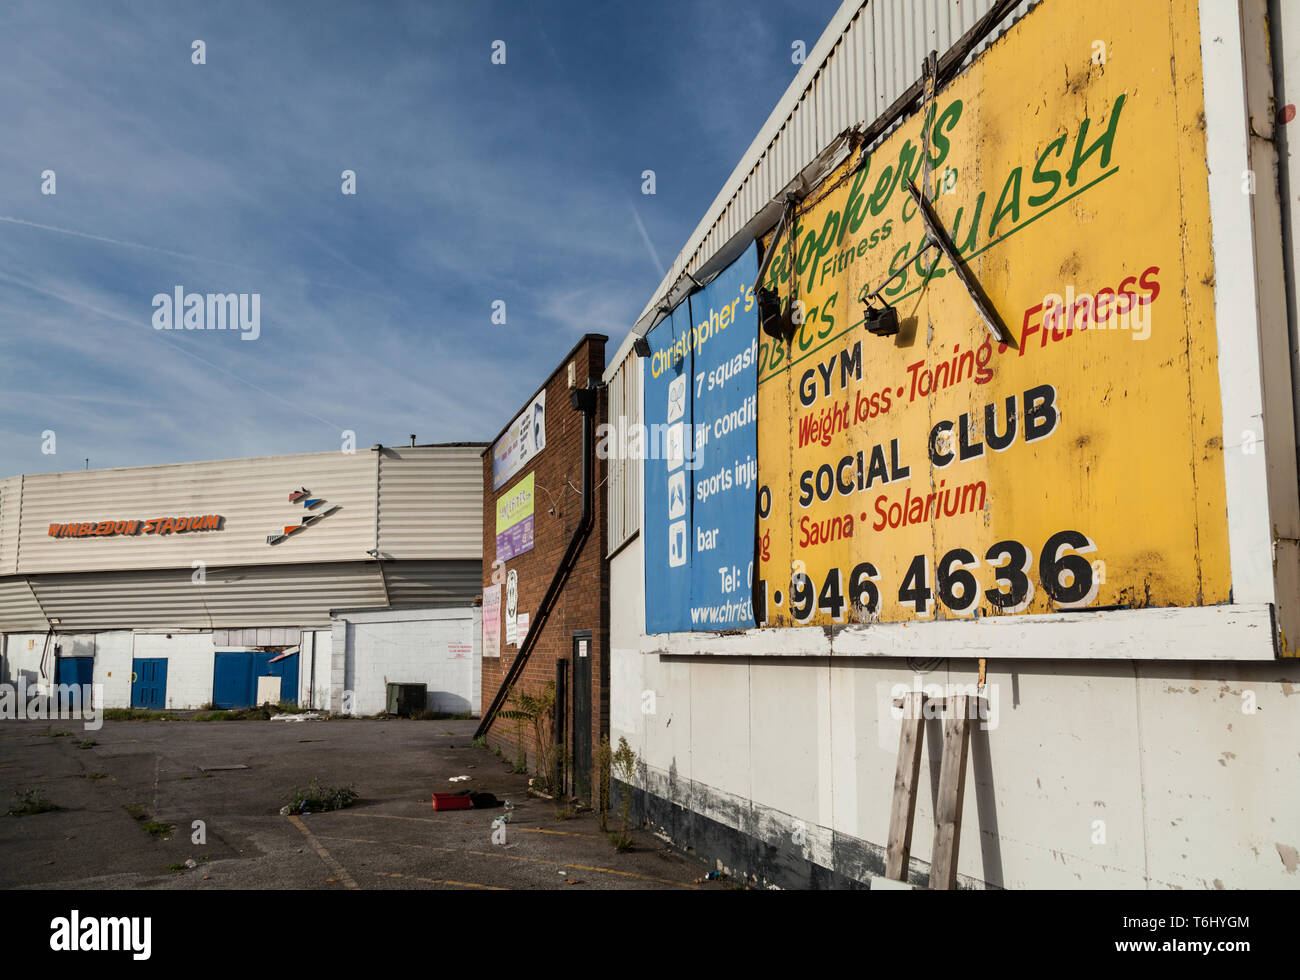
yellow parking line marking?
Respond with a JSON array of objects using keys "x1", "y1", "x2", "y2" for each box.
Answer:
[
  {"x1": 374, "y1": 871, "x2": 507, "y2": 890},
  {"x1": 356, "y1": 812, "x2": 599, "y2": 839},
  {"x1": 313, "y1": 834, "x2": 698, "y2": 889},
  {"x1": 287, "y1": 815, "x2": 358, "y2": 889}
]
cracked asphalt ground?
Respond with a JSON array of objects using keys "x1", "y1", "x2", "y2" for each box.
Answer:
[{"x1": 0, "y1": 718, "x2": 718, "y2": 890}]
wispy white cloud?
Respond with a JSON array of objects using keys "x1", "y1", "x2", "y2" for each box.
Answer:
[{"x1": 0, "y1": 0, "x2": 843, "y2": 475}]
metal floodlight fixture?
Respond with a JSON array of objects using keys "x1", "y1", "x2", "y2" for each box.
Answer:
[
  {"x1": 632, "y1": 335, "x2": 651, "y2": 358},
  {"x1": 863, "y1": 295, "x2": 901, "y2": 337},
  {"x1": 754, "y1": 193, "x2": 804, "y2": 345},
  {"x1": 757, "y1": 286, "x2": 796, "y2": 344},
  {"x1": 861, "y1": 235, "x2": 941, "y2": 339},
  {"x1": 756, "y1": 285, "x2": 781, "y2": 331}
]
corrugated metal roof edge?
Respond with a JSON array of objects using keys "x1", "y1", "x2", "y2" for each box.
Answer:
[
  {"x1": 604, "y1": 0, "x2": 1034, "y2": 378},
  {"x1": 4, "y1": 447, "x2": 376, "y2": 483},
  {"x1": 3, "y1": 443, "x2": 488, "y2": 485},
  {"x1": 628, "y1": 1, "x2": 868, "y2": 322},
  {"x1": 0, "y1": 556, "x2": 480, "y2": 581},
  {"x1": 604, "y1": 129, "x2": 857, "y2": 378},
  {"x1": 328, "y1": 600, "x2": 478, "y2": 616}
]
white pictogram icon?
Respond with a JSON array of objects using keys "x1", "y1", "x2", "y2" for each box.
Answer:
[
  {"x1": 667, "y1": 374, "x2": 686, "y2": 424},
  {"x1": 668, "y1": 520, "x2": 687, "y2": 568},
  {"x1": 668, "y1": 471, "x2": 686, "y2": 520},
  {"x1": 666, "y1": 422, "x2": 684, "y2": 472}
]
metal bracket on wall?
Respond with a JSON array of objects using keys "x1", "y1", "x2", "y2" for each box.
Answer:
[{"x1": 904, "y1": 179, "x2": 1012, "y2": 346}]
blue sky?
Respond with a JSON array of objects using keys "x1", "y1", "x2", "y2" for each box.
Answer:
[{"x1": 0, "y1": 0, "x2": 842, "y2": 475}]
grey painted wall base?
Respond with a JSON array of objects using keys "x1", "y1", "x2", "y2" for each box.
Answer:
[{"x1": 619, "y1": 774, "x2": 993, "y2": 891}]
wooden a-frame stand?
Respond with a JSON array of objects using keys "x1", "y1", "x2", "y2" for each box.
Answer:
[{"x1": 884, "y1": 692, "x2": 983, "y2": 889}]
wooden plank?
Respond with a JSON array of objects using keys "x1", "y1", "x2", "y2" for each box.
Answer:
[
  {"x1": 884, "y1": 692, "x2": 926, "y2": 881},
  {"x1": 929, "y1": 695, "x2": 972, "y2": 890}
]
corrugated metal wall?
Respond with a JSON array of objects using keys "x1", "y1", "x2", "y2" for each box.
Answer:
[
  {"x1": 0, "y1": 476, "x2": 21, "y2": 576},
  {"x1": 0, "y1": 446, "x2": 487, "y2": 631},
  {"x1": 381, "y1": 559, "x2": 482, "y2": 606},
  {"x1": 606, "y1": 350, "x2": 643, "y2": 554},
  {"x1": 2, "y1": 443, "x2": 486, "y2": 576},
  {"x1": 213, "y1": 627, "x2": 302, "y2": 647},
  {"x1": 6, "y1": 561, "x2": 389, "y2": 630},
  {"x1": 0, "y1": 556, "x2": 483, "y2": 632},
  {"x1": 0, "y1": 577, "x2": 46, "y2": 631},
  {"x1": 377, "y1": 445, "x2": 483, "y2": 560},
  {"x1": 12, "y1": 451, "x2": 377, "y2": 574}
]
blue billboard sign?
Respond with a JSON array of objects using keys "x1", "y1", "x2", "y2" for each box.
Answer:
[{"x1": 643, "y1": 243, "x2": 759, "y2": 633}]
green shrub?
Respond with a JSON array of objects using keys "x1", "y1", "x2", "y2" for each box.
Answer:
[{"x1": 102, "y1": 708, "x2": 178, "y2": 721}]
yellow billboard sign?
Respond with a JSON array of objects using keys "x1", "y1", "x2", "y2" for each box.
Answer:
[{"x1": 755, "y1": 0, "x2": 1229, "y2": 628}]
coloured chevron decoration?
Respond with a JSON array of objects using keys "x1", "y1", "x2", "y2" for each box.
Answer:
[{"x1": 267, "y1": 488, "x2": 340, "y2": 544}]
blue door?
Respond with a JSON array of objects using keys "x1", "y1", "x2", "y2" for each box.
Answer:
[
  {"x1": 55, "y1": 657, "x2": 94, "y2": 689},
  {"x1": 212, "y1": 651, "x2": 300, "y2": 708},
  {"x1": 212, "y1": 652, "x2": 253, "y2": 709},
  {"x1": 130, "y1": 658, "x2": 167, "y2": 709},
  {"x1": 255, "y1": 651, "x2": 299, "y2": 706}
]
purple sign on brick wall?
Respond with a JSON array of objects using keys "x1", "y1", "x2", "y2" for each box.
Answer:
[{"x1": 495, "y1": 472, "x2": 535, "y2": 562}]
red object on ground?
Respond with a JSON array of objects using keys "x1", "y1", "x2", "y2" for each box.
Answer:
[{"x1": 431, "y1": 793, "x2": 473, "y2": 811}]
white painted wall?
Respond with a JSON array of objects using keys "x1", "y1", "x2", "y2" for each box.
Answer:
[
  {"x1": 2, "y1": 631, "x2": 57, "y2": 692},
  {"x1": 611, "y1": 538, "x2": 1300, "y2": 890},
  {"x1": 331, "y1": 606, "x2": 481, "y2": 716},
  {"x1": 2, "y1": 631, "x2": 134, "y2": 705},
  {"x1": 299, "y1": 629, "x2": 332, "y2": 710},
  {"x1": 130, "y1": 632, "x2": 215, "y2": 710}
]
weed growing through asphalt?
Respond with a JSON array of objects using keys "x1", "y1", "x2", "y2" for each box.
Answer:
[
  {"x1": 75, "y1": 739, "x2": 96, "y2": 750},
  {"x1": 607, "y1": 737, "x2": 641, "y2": 852},
  {"x1": 33, "y1": 731, "x2": 73, "y2": 738},
  {"x1": 500, "y1": 682, "x2": 561, "y2": 794},
  {"x1": 282, "y1": 778, "x2": 358, "y2": 815},
  {"x1": 7, "y1": 788, "x2": 57, "y2": 816},
  {"x1": 124, "y1": 803, "x2": 173, "y2": 838}
]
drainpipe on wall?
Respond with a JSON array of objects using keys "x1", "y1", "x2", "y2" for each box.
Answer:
[{"x1": 475, "y1": 380, "x2": 601, "y2": 740}]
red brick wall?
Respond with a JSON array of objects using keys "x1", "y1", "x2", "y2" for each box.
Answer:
[{"x1": 481, "y1": 335, "x2": 609, "y2": 802}]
